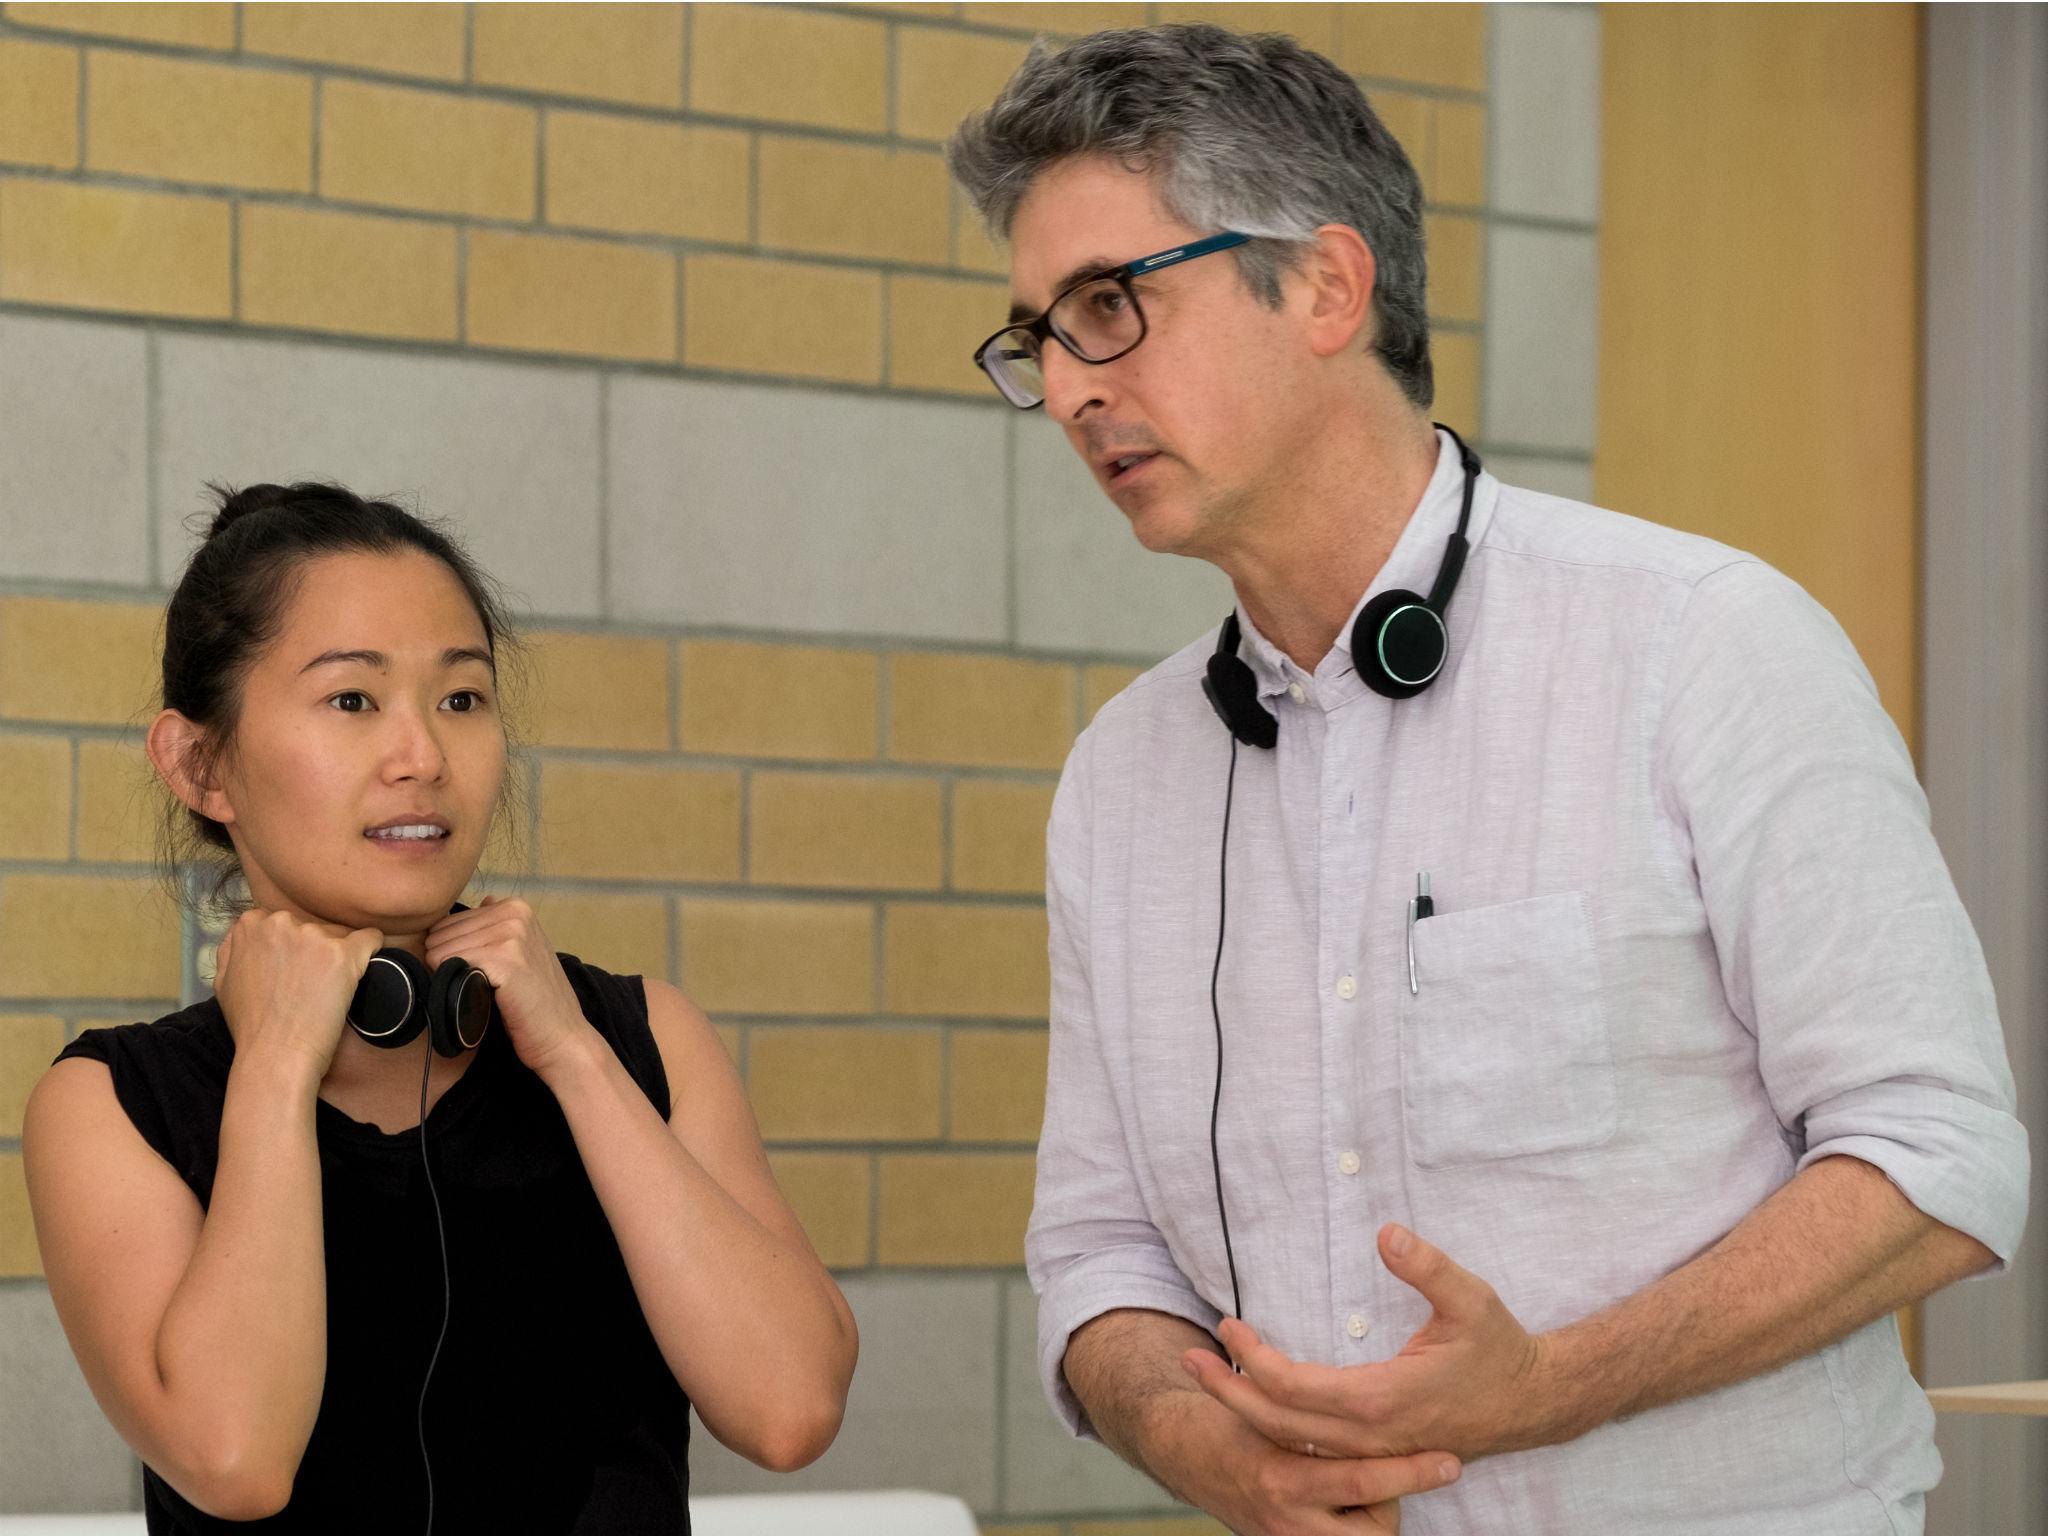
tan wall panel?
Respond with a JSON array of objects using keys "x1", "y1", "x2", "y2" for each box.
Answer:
[{"x1": 1597, "y1": 5, "x2": 1922, "y2": 746}]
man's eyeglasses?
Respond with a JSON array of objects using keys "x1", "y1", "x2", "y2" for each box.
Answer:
[{"x1": 972, "y1": 231, "x2": 1251, "y2": 409}]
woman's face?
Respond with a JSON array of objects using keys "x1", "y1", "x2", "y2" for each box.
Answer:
[{"x1": 208, "y1": 548, "x2": 507, "y2": 938}]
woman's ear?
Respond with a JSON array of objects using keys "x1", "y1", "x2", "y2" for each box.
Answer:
[
  {"x1": 146, "y1": 709, "x2": 236, "y2": 828},
  {"x1": 1301, "y1": 222, "x2": 1378, "y2": 360}
]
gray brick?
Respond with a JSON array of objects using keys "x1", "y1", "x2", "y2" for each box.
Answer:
[
  {"x1": 0, "y1": 316, "x2": 148, "y2": 587},
  {"x1": 688, "y1": 1273, "x2": 1000, "y2": 1510},
  {"x1": 0, "y1": 1281, "x2": 140, "y2": 1512},
  {"x1": 1012, "y1": 418, "x2": 1231, "y2": 659},
  {"x1": 606, "y1": 378, "x2": 1008, "y2": 644},
  {"x1": 155, "y1": 336, "x2": 603, "y2": 619},
  {"x1": 1486, "y1": 453, "x2": 1595, "y2": 504},
  {"x1": 1493, "y1": 5, "x2": 1602, "y2": 224},
  {"x1": 1484, "y1": 226, "x2": 1599, "y2": 454}
]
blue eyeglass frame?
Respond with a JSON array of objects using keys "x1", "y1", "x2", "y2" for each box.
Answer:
[{"x1": 972, "y1": 231, "x2": 1252, "y2": 408}]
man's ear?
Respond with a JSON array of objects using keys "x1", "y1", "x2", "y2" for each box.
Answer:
[
  {"x1": 1300, "y1": 222, "x2": 1377, "y2": 360},
  {"x1": 146, "y1": 709, "x2": 236, "y2": 828}
]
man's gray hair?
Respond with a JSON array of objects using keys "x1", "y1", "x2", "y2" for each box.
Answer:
[{"x1": 946, "y1": 23, "x2": 1434, "y2": 408}]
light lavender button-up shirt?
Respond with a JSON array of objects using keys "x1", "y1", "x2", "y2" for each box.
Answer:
[{"x1": 1030, "y1": 431, "x2": 2029, "y2": 1534}]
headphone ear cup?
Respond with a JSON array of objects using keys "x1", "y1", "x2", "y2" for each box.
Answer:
[
  {"x1": 348, "y1": 948, "x2": 431, "y2": 1049},
  {"x1": 1202, "y1": 651, "x2": 1279, "y2": 749},
  {"x1": 426, "y1": 957, "x2": 493, "y2": 1057},
  {"x1": 1352, "y1": 588, "x2": 1449, "y2": 700}
]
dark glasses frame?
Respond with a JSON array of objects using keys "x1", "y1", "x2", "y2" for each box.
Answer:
[{"x1": 971, "y1": 231, "x2": 1252, "y2": 408}]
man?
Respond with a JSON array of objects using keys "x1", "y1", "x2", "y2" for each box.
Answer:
[{"x1": 945, "y1": 24, "x2": 2028, "y2": 1536}]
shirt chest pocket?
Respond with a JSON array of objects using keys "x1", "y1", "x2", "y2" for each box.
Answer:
[{"x1": 1399, "y1": 890, "x2": 1619, "y2": 1168}]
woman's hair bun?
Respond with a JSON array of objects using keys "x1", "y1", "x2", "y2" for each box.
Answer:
[{"x1": 205, "y1": 482, "x2": 305, "y2": 541}]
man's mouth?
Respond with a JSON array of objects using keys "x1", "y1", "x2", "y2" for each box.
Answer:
[{"x1": 1107, "y1": 452, "x2": 1158, "y2": 483}]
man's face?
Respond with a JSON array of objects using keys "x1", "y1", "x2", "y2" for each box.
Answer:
[{"x1": 1007, "y1": 155, "x2": 1306, "y2": 559}]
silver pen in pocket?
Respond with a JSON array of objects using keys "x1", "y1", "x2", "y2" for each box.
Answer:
[{"x1": 1406, "y1": 872, "x2": 1433, "y2": 995}]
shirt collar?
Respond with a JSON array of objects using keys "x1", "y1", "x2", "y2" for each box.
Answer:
[{"x1": 1234, "y1": 427, "x2": 1500, "y2": 703}]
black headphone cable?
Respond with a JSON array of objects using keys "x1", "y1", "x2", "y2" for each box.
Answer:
[
  {"x1": 416, "y1": 1038, "x2": 451, "y2": 1536},
  {"x1": 1210, "y1": 736, "x2": 1246, "y2": 1333}
]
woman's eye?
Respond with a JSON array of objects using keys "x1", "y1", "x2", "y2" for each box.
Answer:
[
  {"x1": 330, "y1": 691, "x2": 371, "y2": 713},
  {"x1": 444, "y1": 690, "x2": 488, "y2": 712}
]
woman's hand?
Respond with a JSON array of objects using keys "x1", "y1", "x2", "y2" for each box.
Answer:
[
  {"x1": 212, "y1": 909, "x2": 383, "y2": 1087},
  {"x1": 424, "y1": 896, "x2": 593, "y2": 1081}
]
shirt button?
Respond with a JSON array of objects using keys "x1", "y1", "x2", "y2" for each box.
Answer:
[
  {"x1": 1347, "y1": 1314, "x2": 1370, "y2": 1339},
  {"x1": 1338, "y1": 1150, "x2": 1361, "y2": 1176},
  {"x1": 1335, "y1": 974, "x2": 1358, "y2": 1001},
  {"x1": 1288, "y1": 682, "x2": 1307, "y2": 703}
]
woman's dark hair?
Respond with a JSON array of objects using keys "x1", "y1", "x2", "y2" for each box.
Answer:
[{"x1": 158, "y1": 481, "x2": 529, "y2": 910}]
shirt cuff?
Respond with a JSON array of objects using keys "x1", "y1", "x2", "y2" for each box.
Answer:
[
  {"x1": 1797, "y1": 1079, "x2": 2031, "y2": 1273},
  {"x1": 1035, "y1": 1259, "x2": 1225, "y2": 1441}
]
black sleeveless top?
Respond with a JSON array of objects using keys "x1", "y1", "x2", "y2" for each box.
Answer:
[{"x1": 56, "y1": 954, "x2": 691, "y2": 1534}]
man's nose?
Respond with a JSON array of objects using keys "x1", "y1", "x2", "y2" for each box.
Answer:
[{"x1": 1040, "y1": 339, "x2": 1108, "y2": 424}]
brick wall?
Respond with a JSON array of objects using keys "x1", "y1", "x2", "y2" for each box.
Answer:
[{"x1": 0, "y1": 4, "x2": 1598, "y2": 1528}]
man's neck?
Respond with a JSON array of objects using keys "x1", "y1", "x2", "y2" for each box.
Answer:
[{"x1": 1218, "y1": 408, "x2": 1442, "y2": 675}]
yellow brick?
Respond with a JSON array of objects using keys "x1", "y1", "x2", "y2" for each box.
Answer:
[
  {"x1": 546, "y1": 112, "x2": 748, "y2": 243},
  {"x1": 884, "y1": 902, "x2": 1048, "y2": 1019},
  {"x1": 242, "y1": 2, "x2": 466, "y2": 81},
  {"x1": 524, "y1": 630, "x2": 672, "y2": 751},
  {"x1": 75, "y1": 737, "x2": 157, "y2": 865},
  {"x1": 538, "y1": 760, "x2": 740, "y2": 881},
  {"x1": 468, "y1": 228, "x2": 676, "y2": 364},
  {"x1": 1369, "y1": 89, "x2": 1432, "y2": 175},
  {"x1": 0, "y1": 1151, "x2": 39, "y2": 1277},
  {"x1": 716, "y1": 1023, "x2": 741, "y2": 1064},
  {"x1": 683, "y1": 254, "x2": 881, "y2": 386},
  {"x1": 0, "y1": 1015, "x2": 64, "y2": 1138},
  {"x1": 679, "y1": 640, "x2": 879, "y2": 762},
  {"x1": 1426, "y1": 212, "x2": 1481, "y2": 324},
  {"x1": 748, "y1": 1024, "x2": 941, "y2": 1140},
  {"x1": 888, "y1": 653, "x2": 1074, "y2": 770},
  {"x1": 1082, "y1": 663, "x2": 1142, "y2": 724},
  {"x1": 320, "y1": 79, "x2": 535, "y2": 221},
  {"x1": 537, "y1": 890, "x2": 669, "y2": 981},
  {"x1": 691, "y1": 4, "x2": 886, "y2": 134},
  {"x1": 6, "y1": 2, "x2": 234, "y2": 48},
  {"x1": 88, "y1": 49, "x2": 310, "y2": 192},
  {"x1": 475, "y1": 2, "x2": 684, "y2": 109},
  {"x1": 0, "y1": 38, "x2": 78, "y2": 169},
  {"x1": 0, "y1": 178, "x2": 229, "y2": 319},
  {"x1": 889, "y1": 273, "x2": 1008, "y2": 396},
  {"x1": 1074, "y1": 1520, "x2": 1233, "y2": 1536},
  {"x1": 0, "y1": 873, "x2": 180, "y2": 999},
  {"x1": 949, "y1": 1026, "x2": 1045, "y2": 1142},
  {"x1": 0, "y1": 735, "x2": 71, "y2": 861},
  {"x1": 950, "y1": 780, "x2": 1052, "y2": 895},
  {"x1": 1340, "y1": 3, "x2": 1487, "y2": 92},
  {"x1": 1152, "y1": 4, "x2": 1340, "y2": 55},
  {"x1": 239, "y1": 204, "x2": 458, "y2": 342},
  {"x1": 955, "y1": 200, "x2": 1008, "y2": 276},
  {"x1": 876, "y1": 1150, "x2": 1033, "y2": 1265},
  {"x1": 767, "y1": 1150, "x2": 871, "y2": 1268},
  {"x1": 679, "y1": 899, "x2": 874, "y2": 1016},
  {"x1": 894, "y1": 27, "x2": 1029, "y2": 143},
  {"x1": 1431, "y1": 328, "x2": 1479, "y2": 439},
  {"x1": 957, "y1": 4, "x2": 1150, "y2": 34},
  {"x1": 759, "y1": 138, "x2": 950, "y2": 265},
  {"x1": 1433, "y1": 100, "x2": 1486, "y2": 208},
  {"x1": 0, "y1": 598, "x2": 162, "y2": 726},
  {"x1": 751, "y1": 772, "x2": 943, "y2": 892}
]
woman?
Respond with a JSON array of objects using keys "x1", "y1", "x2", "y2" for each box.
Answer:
[{"x1": 23, "y1": 482, "x2": 857, "y2": 1531}]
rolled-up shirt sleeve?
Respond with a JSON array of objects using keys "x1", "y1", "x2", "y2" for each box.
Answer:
[
  {"x1": 1028, "y1": 721, "x2": 1222, "y2": 1440},
  {"x1": 1659, "y1": 560, "x2": 2029, "y2": 1268}
]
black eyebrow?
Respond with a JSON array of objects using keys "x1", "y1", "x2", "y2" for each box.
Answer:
[
  {"x1": 1008, "y1": 256, "x2": 1124, "y2": 323},
  {"x1": 299, "y1": 647, "x2": 497, "y2": 678}
]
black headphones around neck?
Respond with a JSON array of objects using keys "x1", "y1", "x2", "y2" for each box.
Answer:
[
  {"x1": 1201, "y1": 423, "x2": 1482, "y2": 747},
  {"x1": 1197, "y1": 423, "x2": 1481, "y2": 1332},
  {"x1": 345, "y1": 904, "x2": 494, "y2": 1057}
]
